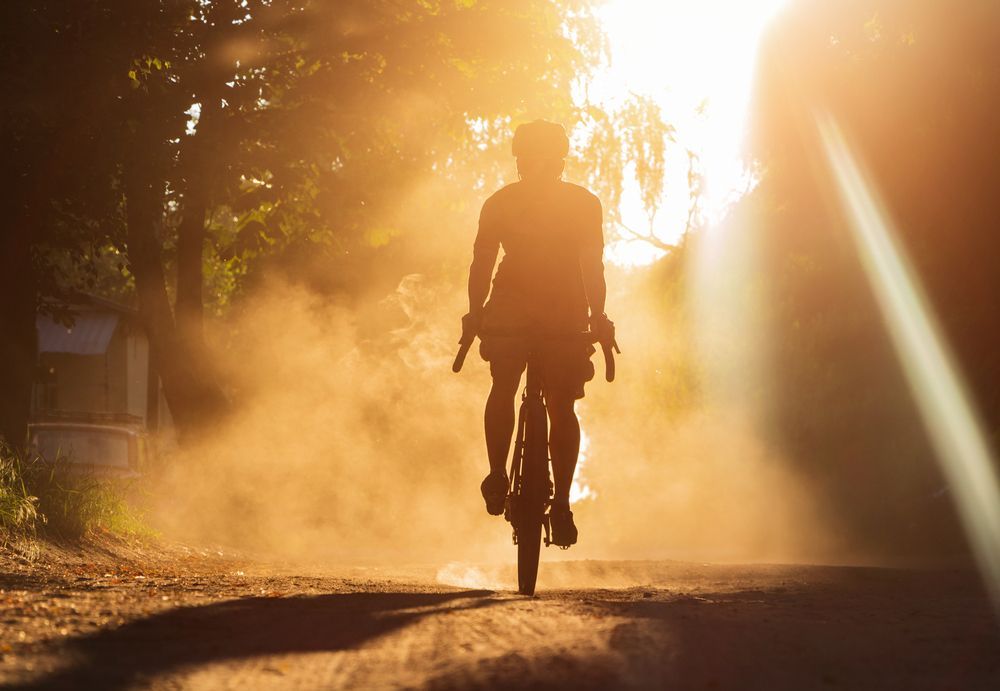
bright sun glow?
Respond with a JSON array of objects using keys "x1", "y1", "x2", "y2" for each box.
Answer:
[{"x1": 590, "y1": 0, "x2": 788, "y2": 266}]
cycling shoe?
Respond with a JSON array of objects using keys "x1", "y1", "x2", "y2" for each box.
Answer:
[
  {"x1": 548, "y1": 504, "x2": 578, "y2": 547},
  {"x1": 480, "y1": 472, "x2": 508, "y2": 516}
]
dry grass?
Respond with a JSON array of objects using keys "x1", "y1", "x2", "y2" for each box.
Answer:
[{"x1": 0, "y1": 442, "x2": 150, "y2": 541}]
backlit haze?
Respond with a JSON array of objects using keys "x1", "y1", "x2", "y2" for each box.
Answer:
[
  {"x1": 150, "y1": 0, "x2": 832, "y2": 575},
  {"x1": 136, "y1": 0, "x2": 998, "y2": 597}
]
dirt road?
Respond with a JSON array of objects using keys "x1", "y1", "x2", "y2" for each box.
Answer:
[{"x1": 1, "y1": 542, "x2": 997, "y2": 689}]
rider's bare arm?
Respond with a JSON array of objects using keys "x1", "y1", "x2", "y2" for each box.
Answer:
[
  {"x1": 468, "y1": 199, "x2": 500, "y2": 316},
  {"x1": 580, "y1": 195, "x2": 607, "y2": 324}
]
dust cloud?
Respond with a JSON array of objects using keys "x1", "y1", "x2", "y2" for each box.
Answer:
[{"x1": 150, "y1": 267, "x2": 837, "y2": 569}]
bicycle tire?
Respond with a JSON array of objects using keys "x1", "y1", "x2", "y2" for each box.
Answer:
[
  {"x1": 516, "y1": 395, "x2": 548, "y2": 596},
  {"x1": 516, "y1": 507, "x2": 543, "y2": 595}
]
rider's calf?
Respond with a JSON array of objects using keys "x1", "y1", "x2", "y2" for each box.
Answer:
[
  {"x1": 484, "y1": 365, "x2": 523, "y2": 474},
  {"x1": 546, "y1": 394, "x2": 580, "y2": 508}
]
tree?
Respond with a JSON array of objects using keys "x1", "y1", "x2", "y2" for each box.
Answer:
[
  {"x1": 741, "y1": 0, "x2": 1000, "y2": 554},
  {"x1": 0, "y1": 2, "x2": 131, "y2": 447},
  {"x1": 1, "y1": 0, "x2": 605, "y2": 443}
]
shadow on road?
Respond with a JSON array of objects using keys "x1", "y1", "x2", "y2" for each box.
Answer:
[
  {"x1": 8, "y1": 567, "x2": 999, "y2": 690},
  {"x1": 426, "y1": 573, "x2": 1000, "y2": 691},
  {"x1": 0, "y1": 574, "x2": 51, "y2": 591},
  {"x1": 12, "y1": 589, "x2": 498, "y2": 690}
]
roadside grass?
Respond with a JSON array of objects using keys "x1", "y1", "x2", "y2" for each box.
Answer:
[
  {"x1": 0, "y1": 448, "x2": 39, "y2": 537},
  {"x1": 0, "y1": 442, "x2": 153, "y2": 542}
]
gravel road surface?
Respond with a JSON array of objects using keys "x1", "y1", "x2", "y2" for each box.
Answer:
[{"x1": 1, "y1": 540, "x2": 997, "y2": 689}]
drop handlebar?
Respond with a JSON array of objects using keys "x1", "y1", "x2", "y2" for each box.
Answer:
[{"x1": 452, "y1": 331, "x2": 619, "y2": 383}]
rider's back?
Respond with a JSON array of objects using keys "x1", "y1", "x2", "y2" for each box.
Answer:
[{"x1": 476, "y1": 179, "x2": 603, "y2": 333}]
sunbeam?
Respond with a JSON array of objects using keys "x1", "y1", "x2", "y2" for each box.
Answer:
[{"x1": 817, "y1": 114, "x2": 1000, "y2": 610}]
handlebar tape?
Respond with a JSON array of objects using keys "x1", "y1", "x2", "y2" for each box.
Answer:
[
  {"x1": 601, "y1": 340, "x2": 616, "y2": 383},
  {"x1": 452, "y1": 339, "x2": 473, "y2": 373}
]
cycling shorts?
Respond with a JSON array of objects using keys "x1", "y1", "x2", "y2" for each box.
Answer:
[{"x1": 478, "y1": 297, "x2": 595, "y2": 399}]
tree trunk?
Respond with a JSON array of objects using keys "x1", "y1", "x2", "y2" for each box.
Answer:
[
  {"x1": 175, "y1": 97, "x2": 220, "y2": 351},
  {"x1": 123, "y1": 135, "x2": 227, "y2": 444},
  {"x1": 175, "y1": 199, "x2": 206, "y2": 344},
  {"x1": 0, "y1": 225, "x2": 37, "y2": 450}
]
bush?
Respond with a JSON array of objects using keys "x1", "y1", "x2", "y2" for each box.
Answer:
[
  {"x1": 0, "y1": 449, "x2": 39, "y2": 536},
  {"x1": 0, "y1": 443, "x2": 150, "y2": 540}
]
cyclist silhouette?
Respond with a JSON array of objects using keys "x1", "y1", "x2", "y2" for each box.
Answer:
[{"x1": 462, "y1": 120, "x2": 613, "y2": 547}]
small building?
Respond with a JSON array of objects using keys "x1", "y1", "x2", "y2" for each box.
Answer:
[{"x1": 33, "y1": 295, "x2": 172, "y2": 433}]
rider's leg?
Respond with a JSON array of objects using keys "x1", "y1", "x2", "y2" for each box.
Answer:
[
  {"x1": 547, "y1": 392, "x2": 580, "y2": 509},
  {"x1": 484, "y1": 361, "x2": 523, "y2": 475}
]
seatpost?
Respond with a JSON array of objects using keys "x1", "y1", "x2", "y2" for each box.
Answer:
[{"x1": 524, "y1": 351, "x2": 543, "y2": 400}]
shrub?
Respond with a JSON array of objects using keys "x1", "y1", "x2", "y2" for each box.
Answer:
[{"x1": 0, "y1": 443, "x2": 150, "y2": 540}]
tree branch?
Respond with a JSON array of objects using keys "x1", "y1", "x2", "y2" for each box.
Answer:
[{"x1": 616, "y1": 221, "x2": 677, "y2": 253}]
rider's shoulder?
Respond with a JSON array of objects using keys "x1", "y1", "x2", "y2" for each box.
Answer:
[
  {"x1": 481, "y1": 182, "x2": 520, "y2": 211},
  {"x1": 557, "y1": 181, "x2": 601, "y2": 207},
  {"x1": 485, "y1": 183, "x2": 518, "y2": 199},
  {"x1": 483, "y1": 180, "x2": 600, "y2": 211}
]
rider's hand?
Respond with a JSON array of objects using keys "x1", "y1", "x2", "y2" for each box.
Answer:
[
  {"x1": 460, "y1": 309, "x2": 482, "y2": 344},
  {"x1": 590, "y1": 312, "x2": 615, "y2": 346}
]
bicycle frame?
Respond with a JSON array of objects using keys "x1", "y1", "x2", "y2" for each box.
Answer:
[{"x1": 454, "y1": 328, "x2": 618, "y2": 595}]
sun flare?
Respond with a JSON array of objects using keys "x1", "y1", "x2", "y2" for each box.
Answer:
[{"x1": 591, "y1": 0, "x2": 788, "y2": 266}]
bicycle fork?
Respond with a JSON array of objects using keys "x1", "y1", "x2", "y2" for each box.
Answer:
[{"x1": 504, "y1": 366, "x2": 553, "y2": 544}]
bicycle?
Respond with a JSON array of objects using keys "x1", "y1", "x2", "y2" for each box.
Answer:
[{"x1": 453, "y1": 328, "x2": 617, "y2": 595}]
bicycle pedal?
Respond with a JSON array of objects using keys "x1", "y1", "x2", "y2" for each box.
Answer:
[{"x1": 504, "y1": 494, "x2": 517, "y2": 524}]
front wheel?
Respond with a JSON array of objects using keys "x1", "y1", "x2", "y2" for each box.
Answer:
[{"x1": 516, "y1": 508, "x2": 543, "y2": 595}]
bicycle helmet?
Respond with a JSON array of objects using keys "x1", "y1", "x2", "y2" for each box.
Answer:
[{"x1": 511, "y1": 120, "x2": 569, "y2": 159}]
